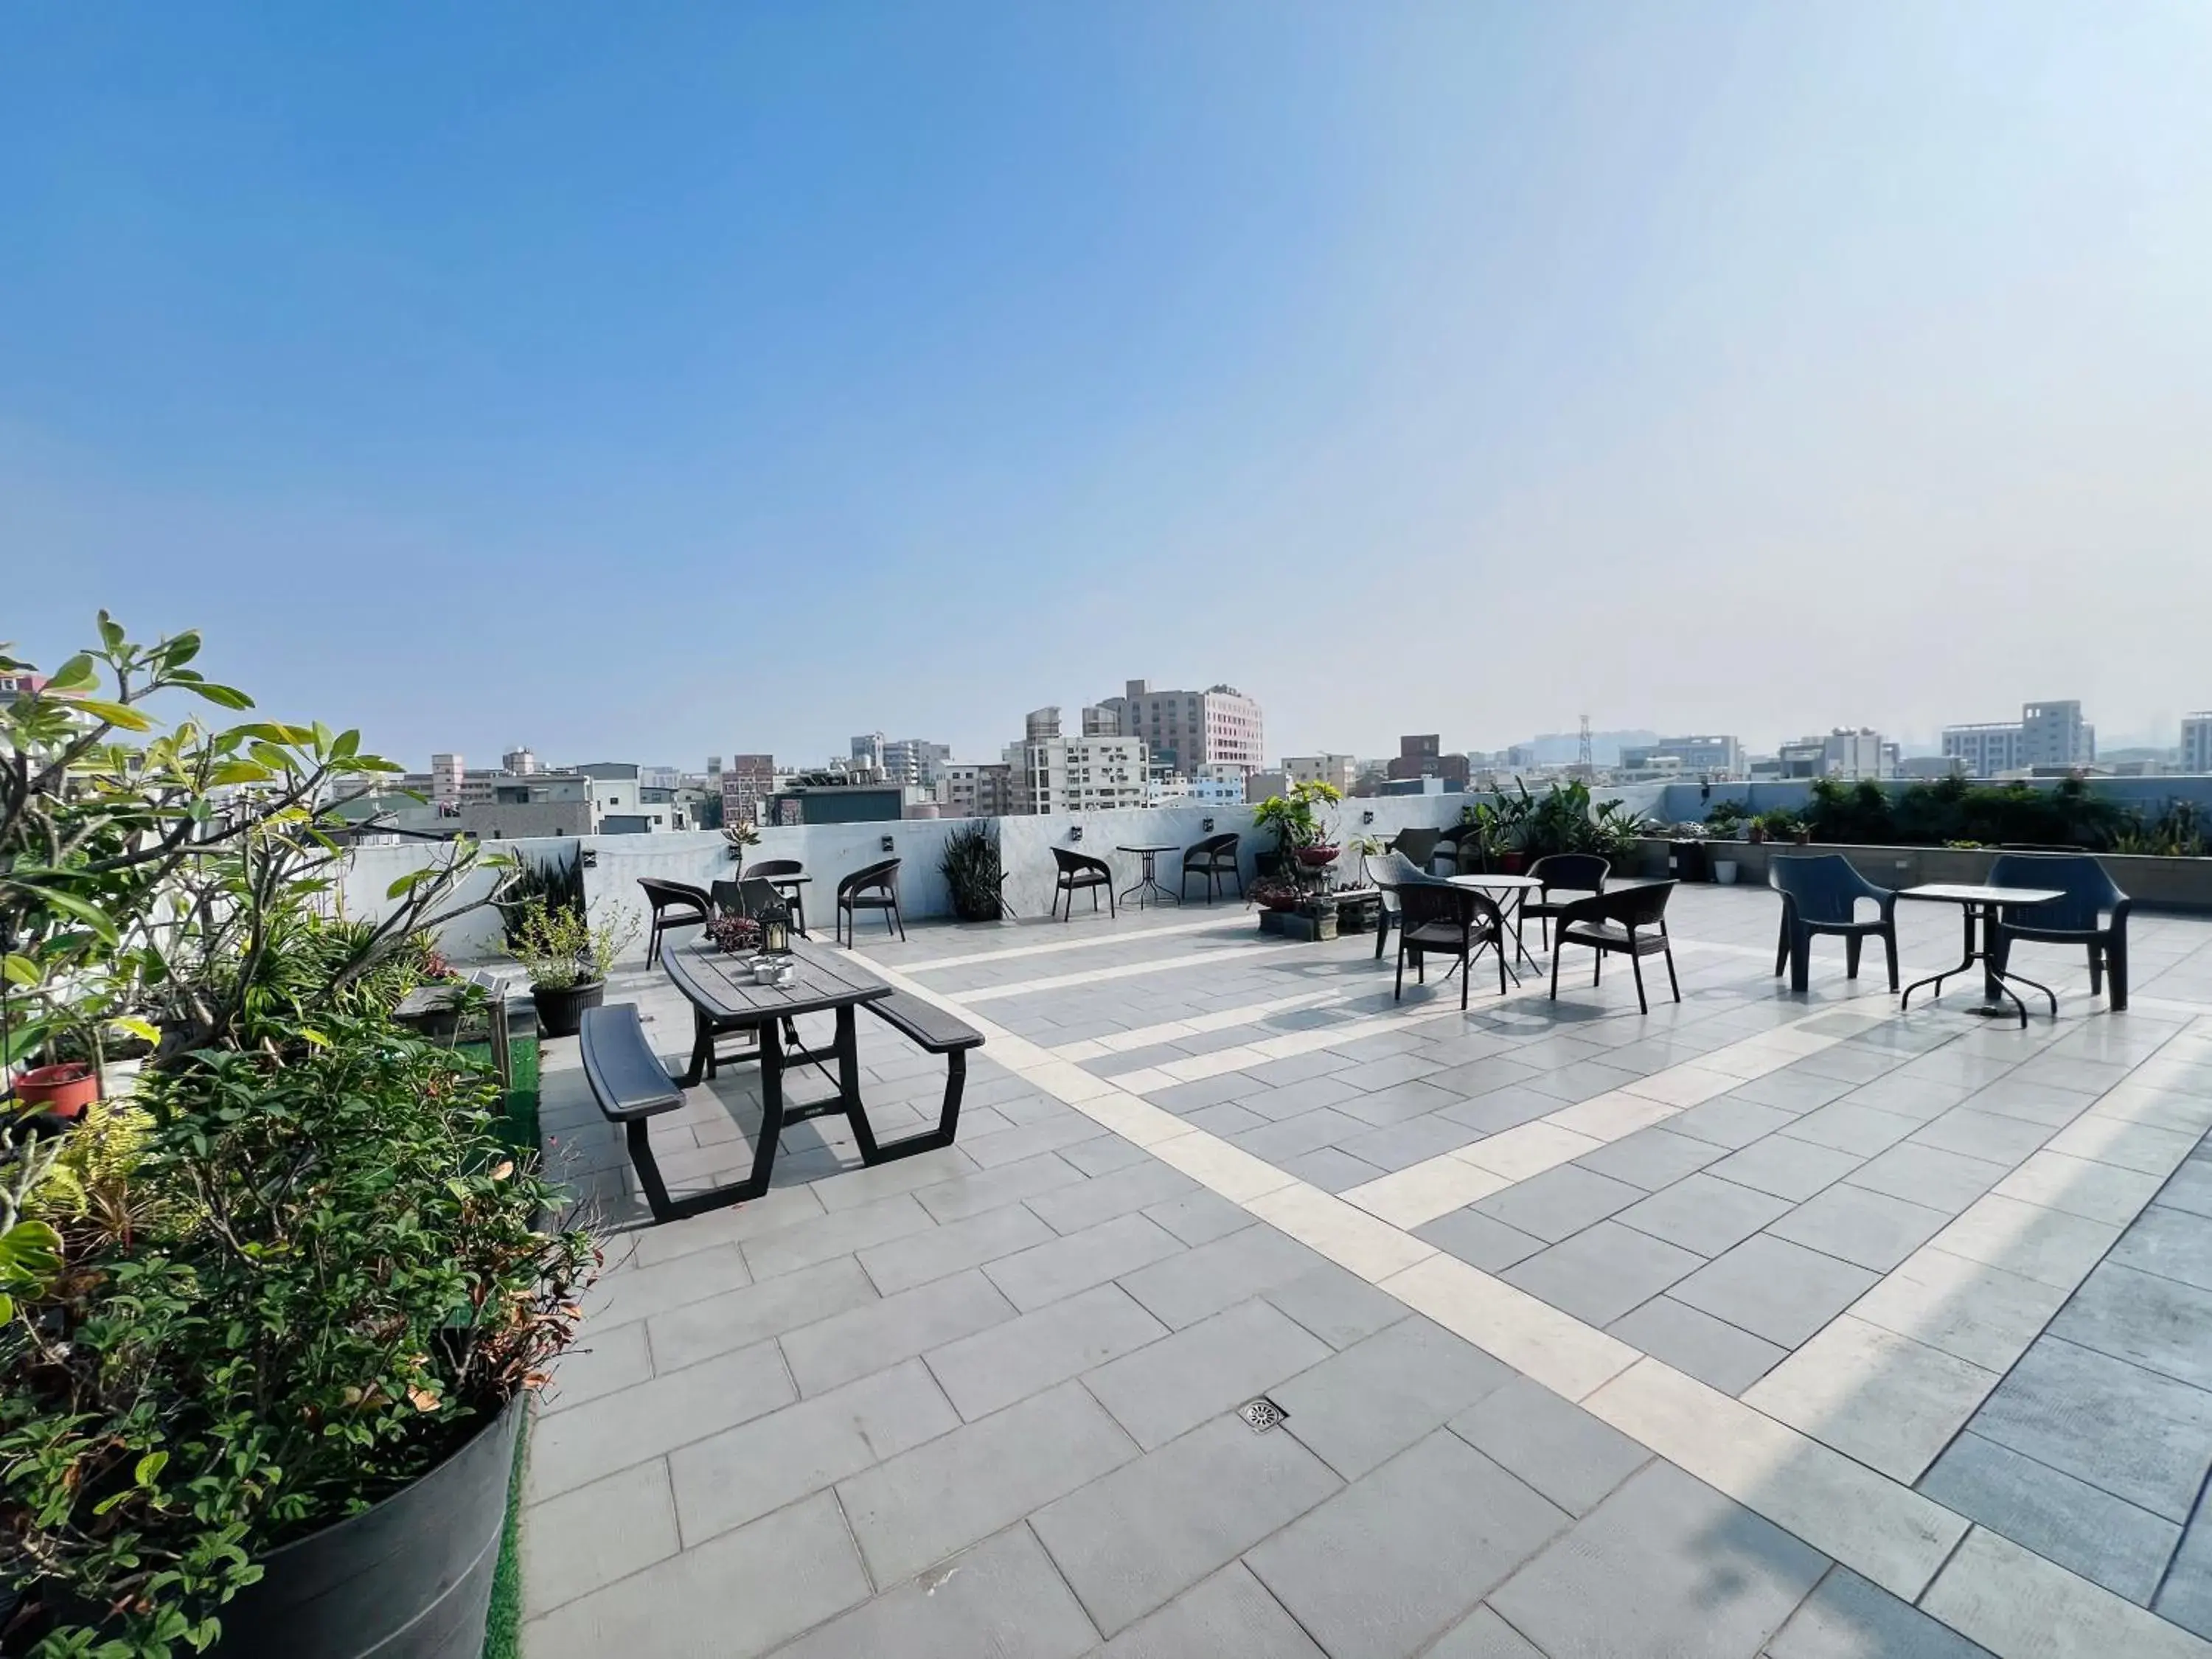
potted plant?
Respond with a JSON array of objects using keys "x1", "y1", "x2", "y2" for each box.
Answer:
[
  {"x1": 509, "y1": 897, "x2": 639, "y2": 1037},
  {"x1": 1, "y1": 616, "x2": 592, "y2": 1659},
  {"x1": 722, "y1": 819, "x2": 762, "y2": 861},
  {"x1": 1249, "y1": 877, "x2": 1304, "y2": 914},
  {"x1": 1251, "y1": 781, "x2": 1343, "y2": 871},
  {"x1": 9, "y1": 1061, "x2": 100, "y2": 1119},
  {"x1": 939, "y1": 822, "x2": 1007, "y2": 922}
]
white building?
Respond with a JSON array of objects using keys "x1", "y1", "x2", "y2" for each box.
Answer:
[
  {"x1": 1148, "y1": 764, "x2": 1246, "y2": 806},
  {"x1": 937, "y1": 762, "x2": 1016, "y2": 818},
  {"x1": 882, "y1": 738, "x2": 951, "y2": 790},
  {"x1": 2021, "y1": 700, "x2": 2095, "y2": 770},
  {"x1": 1777, "y1": 729, "x2": 1890, "y2": 779},
  {"x1": 1283, "y1": 754, "x2": 1360, "y2": 793},
  {"x1": 1618, "y1": 735, "x2": 1744, "y2": 778},
  {"x1": 2183, "y1": 714, "x2": 2212, "y2": 774},
  {"x1": 1008, "y1": 708, "x2": 1147, "y2": 814},
  {"x1": 1096, "y1": 679, "x2": 1265, "y2": 777},
  {"x1": 1942, "y1": 722, "x2": 2024, "y2": 778}
]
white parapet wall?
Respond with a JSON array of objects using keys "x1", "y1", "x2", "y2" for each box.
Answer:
[{"x1": 335, "y1": 794, "x2": 1481, "y2": 968}]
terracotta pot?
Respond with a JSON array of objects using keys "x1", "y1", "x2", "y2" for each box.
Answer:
[
  {"x1": 13, "y1": 1062, "x2": 99, "y2": 1119},
  {"x1": 1293, "y1": 846, "x2": 1340, "y2": 869}
]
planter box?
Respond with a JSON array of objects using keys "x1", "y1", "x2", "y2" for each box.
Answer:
[
  {"x1": 1280, "y1": 908, "x2": 1338, "y2": 943},
  {"x1": 1258, "y1": 909, "x2": 1288, "y2": 935}
]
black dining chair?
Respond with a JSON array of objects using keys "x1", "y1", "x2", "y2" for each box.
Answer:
[
  {"x1": 1394, "y1": 874, "x2": 1507, "y2": 1009},
  {"x1": 1051, "y1": 846, "x2": 1116, "y2": 922},
  {"x1": 1522, "y1": 855, "x2": 1611, "y2": 951},
  {"x1": 1549, "y1": 880, "x2": 1681, "y2": 1015},
  {"x1": 638, "y1": 877, "x2": 712, "y2": 967},
  {"x1": 742, "y1": 858, "x2": 810, "y2": 936},
  {"x1": 1770, "y1": 855, "x2": 1899, "y2": 994},
  {"x1": 1361, "y1": 849, "x2": 1423, "y2": 962},
  {"x1": 835, "y1": 858, "x2": 905, "y2": 945},
  {"x1": 1180, "y1": 833, "x2": 1243, "y2": 904}
]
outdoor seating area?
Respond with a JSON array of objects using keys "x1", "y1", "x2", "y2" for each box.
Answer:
[{"x1": 521, "y1": 872, "x2": 2212, "y2": 1659}]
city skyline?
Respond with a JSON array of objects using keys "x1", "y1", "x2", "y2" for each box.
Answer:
[{"x1": 7, "y1": 6, "x2": 2210, "y2": 768}]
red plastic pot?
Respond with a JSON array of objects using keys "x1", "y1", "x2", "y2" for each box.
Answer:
[
  {"x1": 13, "y1": 1062, "x2": 99, "y2": 1119},
  {"x1": 1293, "y1": 845, "x2": 1341, "y2": 869}
]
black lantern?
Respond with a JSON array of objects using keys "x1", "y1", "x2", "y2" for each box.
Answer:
[{"x1": 757, "y1": 894, "x2": 793, "y2": 957}]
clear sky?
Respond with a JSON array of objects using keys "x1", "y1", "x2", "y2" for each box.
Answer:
[{"x1": 6, "y1": 3, "x2": 2209, "y2": 771}]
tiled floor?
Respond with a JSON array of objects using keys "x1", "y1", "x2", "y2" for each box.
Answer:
[{"x1": 518, "y1": 885, "x2": 2212, "y2": 1658}]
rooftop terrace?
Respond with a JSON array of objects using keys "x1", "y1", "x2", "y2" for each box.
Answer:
[{"x1": 516, "y1": 883, "x2": 2212, "y2": 1658}]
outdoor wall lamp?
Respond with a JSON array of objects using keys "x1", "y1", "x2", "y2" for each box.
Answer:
[
  {"x1": 1202, "y1": 818, "x2": 1214, "y2": 832},
  {"x1": 580, "y1": 848, "x2": 599, "y2": 868},
  {"x1": 1360, "y1": 810, "x2": 1375, "y2": 825},
  {"x1": 880, "y1": 835, "x2": 895, "y2": 853},
  {"x1": 1068, "y1": 825, "x2": 1083, "y2": 842}
]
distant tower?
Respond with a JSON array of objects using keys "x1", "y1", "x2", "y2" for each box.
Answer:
[{"x1": 1578, "y1": 714, "x2": 1593, "y2": 774}]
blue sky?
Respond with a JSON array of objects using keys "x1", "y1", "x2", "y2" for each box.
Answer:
[{"x1": 6, "y1": 3, "x2": 2209, "y2": 770}]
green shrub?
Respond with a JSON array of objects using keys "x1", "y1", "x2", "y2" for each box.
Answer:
[{"x1": 938, "y1": 824, "x2": 1005, "y2": 922}]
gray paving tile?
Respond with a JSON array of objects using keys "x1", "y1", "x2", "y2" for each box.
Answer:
[
  {"x1": 850, "y1": 1196, "x2": 1054, "y2": 1296},
  {"x1": 1339, "y1": 1052, "x2": 1447, "y2": 1092},
  {"x1": 1571, "y1": 1124, "x2": 1726, "y2": 1191},
  {"x1": 1425, "y1": 1056, "x2": 1545, "y2": 1099},
  {"x1": 1614, "y1": 1172, "x2": 1792, "y2": 1257},
  {"x1": 627, "y1": 1183, "x2": 826, "y2": 1268},
  {"x1": 1032, "y1": 1413, "x2": 1343, "y2": 1638},
  {"x1": 1062, "y1": 1133, "x2": 1155, "y2": 1177},
  {"x1": 773, "y1": 1523, "x2": 1099, "y2": 1659},
  {"x1": 1523, "y1": 1059, "x2": 1644, "y2": 1105},
  {"x1": 1117, "y1": 1220, "x2": 1328, "y2": 1329},
  {"x1": 740, "y1": 1193, "x2": 936, "y2": 1280},
  {"x1": 1962, "y1": 1077, "x2": 2101, "y2": 1129},
  {"x1": 2112, "y1": 1203, "x2": 2212, "y2": 1293},
  {"x1": 1670, "y1": 1234, "x2": 1880, "y2": 1349},
  {"x1": 1840, "y1": 1141, "x2": 2009, "y2": 1215},
  {"x1": 1450, "y1": 1375, "x2": 1649, "y2": 1516},
  {"x1": 1607, "y1": 1295, "x2": 1788, "y2": 1393},
  {"x1": 1721, "y1": 1069, "x2": 1860, "y2": 1113},
  {"x1": 1767, "y1": 1566, "x2": 1995, "y2": 1658},
  {"x1": 780, "y1": 1268, "x2": 1016, "y2": 1396},
  {"x1": 527, "y1": 1339, "x2": 795, "y2": 1503},
  {"x1": 1246, "y1": 1430, "x2": 1568, "y2": 1659},
  {"x1": 1085, "y1": 1297, "x2": 1332, "y2": 1450},
  {"x1": 541, "y1": 1318, "x2": 654, "y2": 1417},
  {"x1": 1437, "y1": 1083, "x2": 1565, "y2": 1134},
  {"x1": 1231, "y1": 1106, "x2": 1374, "y2": 1162},
  {"x1": 1767, "y1": 1183, "x2": 1951, "y2": 1273},
  {"x1": 1277, "y1": 1145, "x2": 1392, "y2": 1193},
  {"x1": 2050, "y1": 1262, "x2": 2212, "y2": 1391},
  {"x1": 1273, "y1": 1315, "x2": 1515, "y2": 1480},
  {"x1": 1705, "y1": 1135, "x2": 1866, "y2": 1202},
  {"x1": 925, "y1": 1282, "x2": 1169, "y2": 1421},
  {"x1": 836, "y1": 1380, "x2": 1138, "y2": 1584},
  {"x1": 1244, "y1": 1072, "x2": 1366, "y2": 1119},
  {"x1": 1142, "y1": 1189, "x2": 1259, "y2": 1246},
  {"x1": 521, "y1": 1460, "x2": 680, "y2": 1618},
  {"x1": 1245, "y1": 1050, "x2": 1359, "y2": 1089},
  {"x1": 1846, "y1": 1072, "x2": 1979, "y2": 1121},
  {"x1": 2161, "y1": 1161, "x2": 2212, "y2": 1221},
  {"x1": 1263, "y1": 1262, "x2": 1411, "y2": 1350},
  {"x1": 1153, "y1": 1072, "x2": 1273, "y2": 1113},
  {"x1": 913, "y1": 1150, "x2": 1088, "y2": 1222},
  {"x1": 1333, "y1": 1112, "x2": 1487, "y2": 1172},
  {"x1": 1793, "y1": 1044, "x2": 1907, "y2": 1085},
  {"x1": 667, "y1": 1357, "x2": 958, "y2": 1544},
  {"x1": 1424, "y1": 1606, "x2": 1546, "y2": 1658},
  {"x1": 1909, "y1": 1107, "x2": 2055, "y2": 1168},
  {"x1": 1489, "y1": 1462, "x2": 1827, "y2": 1657},
  {"x1": 2155, "y1": 1508, "x2": 2212, "y2": 1640},
  {"x1": 1416, "y1": 1205, "x2": 1549, "y2": 1272},
  {"x1": 1100, "y1": 1562, "x2": 1321, "y2": 1658},
  {"x1": 1918, "y1": 1430, "x2": 2179, "y2": 1604},
  {"x1": 1472, "y1": 1164, "x2": 1646, "y2": 1243},
  {"x1": 580, "y1": 1242, "x2": 754, "y2": 1331},
  {"x1": 981, "y1": 1211, "x2": 1186, "y2": 1312},
  {"x1": 524, "y1": 1488, "x2": 868, "y2": 1659},
  {"x1": 1669, "y1": 1096, "x2": 1801, "y2": 1149},
  {"x1": 1972, "y1": 1336, "x2": 2212, "y2": 1521},
  {"x1": 1781, "y1": 1100, "x2": 1925, "y2": 1158},
  {"x1": 1500, "y1": 1220, "x2": 1706, "y2": 1326}
]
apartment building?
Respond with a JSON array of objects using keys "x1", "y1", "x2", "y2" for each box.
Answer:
[
  {"x1": 1386, "y1": 734, "x2": 1470, "y2": 789},
  {"x1": 938, "y1": 762, "x2": 1017, "y2": 818},
  {"x1": 1943, "y1": 700, "x2": 2094, "y2": 777},
  {"x1": 2183, "y1": 714, "x2": 2212, "y2": 774},
  {"x1": 1284, "y1": 754, "x2": 1360, "y2": 793},
  {"x1": 1009, "y1": 707, "x2": 1147, "y2": 814},
  {"x1": 718, "y1": 753, "x2": 777, "y2": 827},
  {"x1": 1618, "y1": 735, "x2": 1743, "y2": 777},
  {"x1": 1095, "y1": 680, "x2": 1264, "y2": 776}
]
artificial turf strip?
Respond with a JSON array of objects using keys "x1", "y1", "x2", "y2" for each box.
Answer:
[{"x1": 481, "y1": 1405, "x2": 530, "y2": 1659}]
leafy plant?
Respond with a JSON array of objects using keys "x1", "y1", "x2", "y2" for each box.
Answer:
[
  {"x1": 506, "y1": 899, "x2": 638, "y2": 990},
  {"x1": 1756, "y1": 809, "x2": 1805, "y2": 840},
  {"x1": 720, "y1": 821, "x2": 762, "y2": 860},
  {"x1": 938, "y1": 824, "x2": 1005, "y2": 922},
  {"x1": 705, "y1": 912, "x2": 762, "y2": 953},
  {"x1": 491, "y1": 849, "x2": 585, "y2": 950},
  {"x1": 1248, "y1": 877, "x2": 1303, "y2": 911},
  {"x1": 1251, "y1": 781, "x2": 1342, "y2": 855},
  {"x1": 1703, "y1": 799, "x2": 1751, "y2": 836}
]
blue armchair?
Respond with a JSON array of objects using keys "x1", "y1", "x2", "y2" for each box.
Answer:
[
  {"x1": 1989, "y1": 853, "x2": 2132, "y2": 1011},
  {"x1": 1771, "y1": 855, "x2": 1899, "y2": 993}
]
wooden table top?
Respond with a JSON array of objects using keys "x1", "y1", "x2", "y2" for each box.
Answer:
[{"x1": 664, "y1": 935, "x2": 892, "y2": 1023}]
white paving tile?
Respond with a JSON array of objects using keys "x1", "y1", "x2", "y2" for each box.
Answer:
[
  {"x1": 1929, "y1": 1194, "x2": 2123, "y2": 1290},
  {"x1": 1846, "y1": 1245, "x2": 2073, "y2": 1374},
  {"x1": 1919, "y1": 1525, "x2": 2212, "y2": 1659},
  {"x1": 1245, "y1": 1182, "x2": 1439, "y2": 1283},
  {"x1": 1147, "y1": 1128, "x2": 1301, "y2": 1203},
  {"x1": 1992, "y1": 1149, "x2": 2165, "y2": 1226},
  {"x1": 1621, "y1": 1065, "x2": 1742, "y2": 1108},
  {"x1": 1742, "y1": 1314, "x2": 1999, "y2": 1482},
  {"x1": 1380, "y1": 1253, "x2": 1639, "y2": 1402},
  {"x1": 1457, "y1": 1121, "x2": 1602, "y2": 1183},
  {"x1": 1340, "y1": 1158, "x2": 1513, "y2": 1231},
  {"x1": 1545, "y1": 1090, "x2": 1683, "y2": 1139}
]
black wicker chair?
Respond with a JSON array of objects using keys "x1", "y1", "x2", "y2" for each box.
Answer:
[
  {"x1": 1051, "y1": 846, "x2": 1116, "y2": 922},
  {"x1": 1394, "y1": 875, "x2": 1507, "y2": 1009},
  {"x1": 1180, "y1": 833, "x2": 1243, "y2": 903},
  {"x1": 1388, "y1": 827, "x2": 1445, "y2": 874},
  {"x1": 1521, "y1": 854, "x2": 1611, "y2": 951},
  {"x1": 637, "y1": 877, "x2": 711, "y2": 967},
  {"x1": 1549, "y1": 880, "x2": 1680, "y2": 1015},
  {"x1": 742, "y1": 858, "x2": 810, "y2": 936},
  {"x1": 836, "y1": 858, "x2": 905, "y2": 945}
]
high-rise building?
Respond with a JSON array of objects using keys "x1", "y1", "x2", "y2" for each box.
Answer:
[
  {"x1": 720, "y1": 754, "x2": 776, "y2": 827},
  {"x1": 938, "y1": 762, "x2": 1016, "y2": 818},
  {"x1": 1387, "y1": 734, "x2": 1470, "y2": 788},
  {"x1": 1006, "y1": 707, "x2": 1147, "y2": 813},
  {"x1": 1775, "y1": 730, "x2": 1891, "y2": 779},
  {"x1": 501, "y1": 745, "x2": 540, "y2": 776},
  {"x1": 428, "y1": 754, "x2": 465, "y2": 804},
  {"x1": 2182, "y1": 714, "x2": 2212, "y2": 774},
  {"x1": 1944, "y1": 700, "x2": 2094, "y2": 777},
  {"x1": 849, "y1": 732, "x2": 886, "y2": 773},
  {"x1": 1096, "y1": 680, "x2": 1264, "y2": 776},
  {"x1": 881, "y1": 738, "x2": 951, "y2": 790},
  {"x1": 1941, "y1": 722, "x2": 2023, "y2": 777}
]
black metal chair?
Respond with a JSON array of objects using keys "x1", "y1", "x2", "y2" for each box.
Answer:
[
  {"x1": 742, "y1": 858, "x2": 809, "y2": 936},
  {"x1": 638, "y1": 877, "x2": 712, "y2": 967},
  {"x1": 836, "y1": 858, "x2": 905, "y2": 945},
  {"x1": 1180, "y1": 833, "x2": 1243, "y2": 903},
  {"x1": 1770, "y1": 855, "x2": 1899, "y2": 994},
  {"x1": 1051, "y1": 846, "x2": 1116, "y2": 922},
  {"x1": 1988, "y1": 852, "x2": 2132, "y2": 1011},
  {"x1": 1361, "y1": 849, "x2": 1423, "y2": 962},
  {"x1": 1550, "y1": 881, "x2": 1681, "y2": 1015},
  {"x1": 1394, "y1": 874, "x2": 1507, "y2": 1009},
  {"x1": 1520, "y1": 855, "x2": 1610, "y2": 952}
]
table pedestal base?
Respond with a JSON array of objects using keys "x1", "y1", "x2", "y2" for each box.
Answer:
[{"x1": 1901, "y1": 902, "x2": 2056, "y2": 1029}]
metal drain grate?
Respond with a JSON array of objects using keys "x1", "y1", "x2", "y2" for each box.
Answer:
[{"x1": 1239, "y1": 1397, "x2": 1287, "y2": 1433}]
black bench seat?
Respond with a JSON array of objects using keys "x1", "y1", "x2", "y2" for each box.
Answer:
[
  {"x1": 866, "y1": 990, "x2": 984, "y2": 1055},
  {"x1": 579, "y1": 1004, "x2": 684, "y2": 1121}
]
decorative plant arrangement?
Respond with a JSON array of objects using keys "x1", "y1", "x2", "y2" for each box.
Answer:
[
  {"x1": 506, "y1": 898, "x2": 639, "y2": 1037},
  {"x1": 720, "y1": 820, "x2": 762, "y2": 860},
  {"x1": 938, "y1": 823, "x2": 1006, "y2": 922},
  {"x1": 1248, "y1": 877, "x2": 1304, "y2": 913},
  {"x1": 706, "y1": 911, "x2": 762, "y2": 953},
  {"x1": 1251, "y1": 780, "x2": 1343, "y2": 867},
  {"x1": 0, "y1": 616, "x2": 593, "y2": 1659}
]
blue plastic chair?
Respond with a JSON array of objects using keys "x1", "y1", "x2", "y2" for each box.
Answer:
[
  {"x1": 1988, "y1": 853, "x2": 2132, "y2": 1010},
  {"x1": 1770, "y1": 855, "x2": 1899, "y2": 993}
]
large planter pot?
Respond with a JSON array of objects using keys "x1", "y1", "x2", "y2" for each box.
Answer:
[
  {"x1": 1499, "y1": 851, "x2": 1527, "y2": 875},
  {"x1": 1293, "y1": 845, "x2": 1341, "y2": 870},
  {"x1": 13, "y1": 1062, "x2": 99, "y2": 1119},
  {"x1": 531, "y1": 980, "x2": 605, "y2": 1038},
  {"x1": 207, "y1": 1394, "x2": 524, "y2": 1659}
]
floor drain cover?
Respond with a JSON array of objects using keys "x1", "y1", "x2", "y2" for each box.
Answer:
[{"x1": 1239, "y1": 1397, "x2": 1287, "y2": 1433}]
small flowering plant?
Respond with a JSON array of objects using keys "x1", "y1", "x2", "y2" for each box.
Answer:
[{"x1": 706, "y1": 912, "x2": 762, "y2": 954}]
